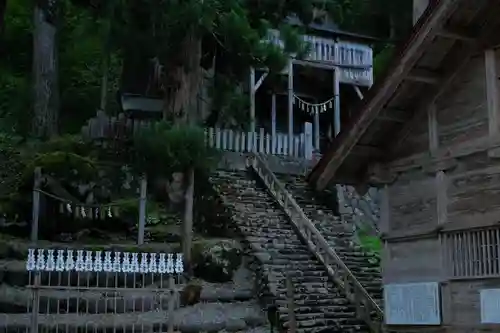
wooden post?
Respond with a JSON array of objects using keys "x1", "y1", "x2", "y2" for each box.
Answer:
[
  {"x1": 380, "y1": 185, "x2": 390, "y2": 233},
  {"x1": 485, "y1": 49, "x2": 499, "y2": 139},
  {"x1": 167, "y1": 275, "x2": 175, "y2": 333},
  {"x1": 30, "y1": 272, "x2": 41, "y2": 333},
  {"x1": 333, "y1": 67, "x2": 341, "y2": 136},
  {"x1": 137, "y1": 176, "x2": 147, "y2": 245},
  {"x1": 304, "y1": 122, "x2": 313, "y2": 160},
  {"x1": 286, "y1": 274, "x2": 296, "y2": 333},
  {"x1": 313, "y1": 107, "x2": 320, "y2": 151},
  {"x1": 31, "y1": 167, "x2": 42, "y2": 243},
  {"x1": 250, "y1": 67, "x2": 256, "y2": 137},
  {"x1": 288, "y1": 59, "x2": 294, "y2": 152},
  {"x1": 271, "y1": 93, "x2": 276, "y2": 153},
  {"x1": 183, "y1": 169, "x2": 195, "y2": 274}
]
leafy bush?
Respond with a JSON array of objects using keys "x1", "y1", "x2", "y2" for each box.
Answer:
[{"x1": 131, "y1": 121, "x2": 218, "y2": 179}]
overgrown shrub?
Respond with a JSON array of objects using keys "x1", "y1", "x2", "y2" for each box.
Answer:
[{"x1": 131, "y1": 121, "x2": 219, "y2": 179}]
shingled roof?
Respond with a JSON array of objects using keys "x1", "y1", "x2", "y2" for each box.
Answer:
[{"x1": 308, "y1": 0, "x2": 500, "y2": 190}]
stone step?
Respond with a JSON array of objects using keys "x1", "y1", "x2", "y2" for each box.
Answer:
[
  {"x1": 1, "y1": 300, "x2": 267, "y2": 331},
  {"x1": 211, "y1": 170, "x2": 372, "y2": 333}
]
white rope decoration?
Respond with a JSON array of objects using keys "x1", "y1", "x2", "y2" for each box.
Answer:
[
  {"x1": 293, "y1": 93, "x2": 335, "y2": 115},
  {"x1": 26, "y1": 248, "x2": 184, "y2": 274}
]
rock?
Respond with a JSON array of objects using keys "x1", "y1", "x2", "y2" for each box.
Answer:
[
  {"x1": 180, "y1": 283, "x2": 203, "y2": 306},
  {"x1": 193, "y1": 240, "x2": 242, "y2": 283},
  {"x1": 147, "y1": 223, "x2": 182, "y2": 243}
]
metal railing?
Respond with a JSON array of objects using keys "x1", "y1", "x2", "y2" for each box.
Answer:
[
  {"x1": 3, "y1": 248, "x2": 183, "y2": 333},
  {"x1": 247, "y1": 153, "x2": 383, "y2": 333}
]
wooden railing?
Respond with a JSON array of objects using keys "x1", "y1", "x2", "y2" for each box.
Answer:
[
  {"x1": 205, "y1": 127, "x2": 313, "y2": 159},
  {"x1": 266, "y1": 29, "x2": 373, "y2": 86},
  {"x1": 247, "y1": 153, "x2": 383, "y2": 333},
  {"x1": 80, "y1": 112, "x2": 314, "y2": 159},
  {"x1": 442, "y1": 227, "x2": 500, "y2": 279}
]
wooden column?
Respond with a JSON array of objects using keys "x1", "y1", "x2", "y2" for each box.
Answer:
[
  {"x1": 271, "y1": 93, "x2": 277, "y2": 153},
  {"x1": 250, "y1": 67, "x2": 256, "y2": 136},
  {"x1": 428, "y1": 103, "x2": 438, "y2": 153},
  {"x1": 333, "y1": 67, "x2": 341, "y2": 136},
  {"x1": 380, "y1": 185, "x2": 390, "y2": 233},
  {"x1": 485, "y1": 50, "x2": 499, "y2": 139},
  {"x1": 137, "y1": 176, "x2": 147, "y2": 245},
  {"x1": 314, "y1": 103, "x2": 320, "y2": 151},
  {"x1": 31, "y1": 167, "x2": 42, "y2": 242},
  {"x1": 287, "y1": 59, "x2": 294, "y2": 150},
  {"x1": 428, "y1": 102, "x2": 448, "y2": 226}
]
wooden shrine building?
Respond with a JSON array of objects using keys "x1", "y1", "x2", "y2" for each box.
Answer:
[
  {"x1": 248, "y1": 10, "x2": 374, "y2": 159},
  {"x1": 309, "y1": 0, "x2": 500, "y2": 332}
]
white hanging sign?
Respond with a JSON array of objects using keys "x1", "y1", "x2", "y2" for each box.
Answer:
[{"x1": 384, "y1": 282, "x2": 441, "y2": 325}]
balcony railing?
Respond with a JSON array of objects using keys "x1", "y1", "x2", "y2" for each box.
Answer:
[{"x1": 266, "y1": 29, "x2": 373, "y2": 86}]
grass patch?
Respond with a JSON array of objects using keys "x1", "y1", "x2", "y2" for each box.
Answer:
[{"x1": 358, "y1": 233, "x2": 382, "y2": 254}]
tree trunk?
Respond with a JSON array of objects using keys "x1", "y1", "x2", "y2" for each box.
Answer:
[
  {"x1": 99, "y1": 20, "x2": 111, "y2": 112},
  {"x1": 33, "y1": 2, "x2": 59, "y2": 138},
  {"x1": 163, "y1": 27, "x2": 201, "y2": 276},
  {"x1": 163, "y1": 27, "x2": 202, "y2": 124},
  {"x1": 0, "y1": 0, "x2": 6, "y2": 39}
]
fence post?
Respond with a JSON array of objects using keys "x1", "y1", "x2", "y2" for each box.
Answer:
[
  {"x1": 183, "y1": 169, "x2": 195, "y2": 275},
  {"x1": 304, "y1": 122, "x2": 313, "y2": 160},
  {"x1": 286, "y1": 274, "x2": 296, "y2": 333},
  {"x1": 31, "y1": 167, "x2": 42, "y2": 243},
  {"x1": 30, "y1": 271, "x2": 41, "y2": 333},
  {"x1": 137, "y1": 176, "x2": 147, "y2": 245},
  {"x1": 167, "y1": 276, "x2": 176, "y2": 333}
]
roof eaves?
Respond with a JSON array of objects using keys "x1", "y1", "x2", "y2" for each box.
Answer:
[{"x1": 307, "y1": 0, "x2": 457, "y2": 189}]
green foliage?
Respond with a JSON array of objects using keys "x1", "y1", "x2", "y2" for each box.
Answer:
[
  {"x1": 373, "y1": 44, "x2": 395, "y2": 79},
  {"x1": 1, "y1": 0, "x2": 122, "y2": 135},
  {"x1": 132, "y1": 121, "x2": 218, "y2": 178},
  {"x1": 358, "y1": 234, "x2": 382, "y2": 254}
]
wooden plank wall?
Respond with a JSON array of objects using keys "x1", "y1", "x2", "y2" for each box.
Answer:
[{"x1": 382, "y1": 49, "x2": 500, "y2": 332}]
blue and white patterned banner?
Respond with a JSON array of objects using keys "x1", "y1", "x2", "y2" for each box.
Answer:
[{"x1": 26, "y1": 248, "x2": 184, "y2": 273}]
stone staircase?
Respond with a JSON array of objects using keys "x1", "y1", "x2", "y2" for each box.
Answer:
[
  {"x1": 274, "y1": 173, "x2": 382, "y2": 304},
  {"x1": 210, "y1": 169, "x2": 377, "y2": 333}
]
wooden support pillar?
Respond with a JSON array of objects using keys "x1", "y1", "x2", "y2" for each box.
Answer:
[
  {"x1": 380, "y1": 185, "x2": 390, "y2": 233},
  {"x1": 271, "y1": 93, "x2": 276, "y2": 150},
  {"x1": 288, "y1": 59, "x2": 294, "y2": 150},
  {"x1": 250, "y1": 67, "x2": 256, "y2": 135},
  {"x1": 485, "y1": 49, "x2": 499, "y2": 139},
  {"x1": 31, "y1": 167, "x2": 42, "y2": 242},
  {"x1": 333, "y1": 67, "x2": 341, "y2": 136},
  {"x1": 137, "y1": 176, "x2": 148, "y2": 245},
  {"x1": 428, "y1": 102, "x2": 448, "y2": 226},
  {"x1": 428, "y1": 103, "x2": 438, "y2": 153},
  {"x1": 314, "y1": 108, "x2": 320, "y2": 151}
]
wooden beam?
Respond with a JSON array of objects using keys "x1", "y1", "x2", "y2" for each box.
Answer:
[
  {"x1": 309, "y1": 0, "x2": 459, "y2": 191},
  {"x1": 390, "y1": 17, "x2": 500, "y2": 156},
  {"x1": 405, "y1": 68, "x2": 440, "y2": 84},
  {"x1": 376, "y1": 109, "x2": 409, "y2": 123},
  {"x1": 436, "y1": 27, "x2": 476, "y2": 43},
  {"x1": 353, "y1": 85, "x2": 364, "y2": 100},
  {"x1": 292, "y1": 58, "x2": 371, "y2": 70},
  {"x1": 351, "y1": 145, "x2": 384, "y2": 157},
  {"x1": 253, "y1": 71, "x2": 268, "y2": 93}
]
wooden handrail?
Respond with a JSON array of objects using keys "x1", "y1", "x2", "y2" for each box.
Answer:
[{"x1": 246, "y1": 153, "x2": 384, "y2": 333}]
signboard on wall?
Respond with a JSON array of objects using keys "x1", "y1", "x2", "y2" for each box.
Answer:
[
  {"x1": 481, "y1": 289, "x2": 500, "y2": 323},
  {"x1": 384, "y1": 282, "x2": 441, "y2": 325}
]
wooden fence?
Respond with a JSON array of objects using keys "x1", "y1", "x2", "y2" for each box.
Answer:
[
  {"x1": 81, "y1": 112, "x2": 314, "y2": 159},
  {"x1": 205, "y1": 126, "x2": 313, "y2": 159}
]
